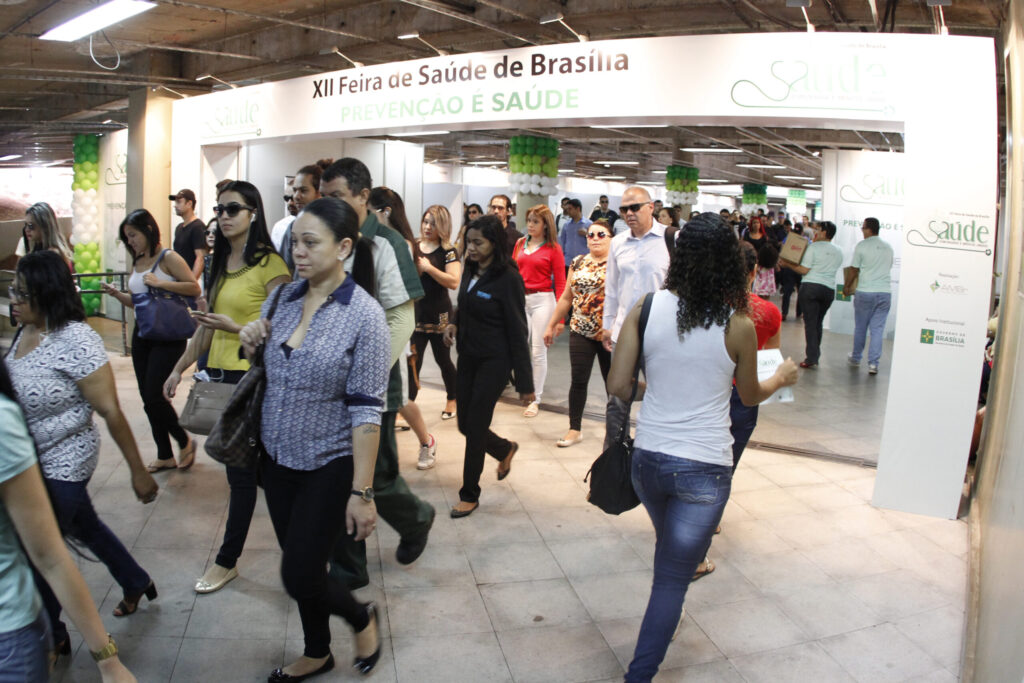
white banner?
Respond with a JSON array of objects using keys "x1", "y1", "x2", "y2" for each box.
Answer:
[
  {"x1": 99, "y1": 130, "x2": 128, "y2": 319},
  {"x1": 821, "y1": 150, "x2": 904, "y2": 336}
]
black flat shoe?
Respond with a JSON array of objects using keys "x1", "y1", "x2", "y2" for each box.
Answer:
[
  {"x1": 353, "y1": 603, "x2": 380, "y2": 675},
  {"x1": 113, "y1": 581, "x2": 157, "y2": 617},
  {"x1": 268, "y1": 654, "x2": 334, "y2": 682},
  {"x1": 497, "y1": 441, "x2": 518, "y2": 481}
]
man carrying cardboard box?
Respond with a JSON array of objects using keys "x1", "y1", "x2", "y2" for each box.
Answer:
[{"x1": 780, "y1": 221, "x2": 842, "y2": 369}]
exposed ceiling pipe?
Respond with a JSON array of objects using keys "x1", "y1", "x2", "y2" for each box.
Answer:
[
  {"x1": 719, "y1": 0, "x2": 757, "y2": 29},
  {"x1": 737, "y1": 0, "x2": 800, "y2": 30},
  {"x1": 397, "y1": 0, "x2": 538, "y2": 46},
  {"x1": 735, "y1": 128, "x2": 821, "y2": 172},
  {"x1": 866, "y1": 0, "x2": 881, "y2": 30},
  {"x1": 112, "y1": 39, "x2": 263, "y2": 61},
  {"x1": 853, "y1": 130, "x2": 878, "y2": 151},
  {"x1": 151, "y1": 0, "x2": 373, "y2": 41}
]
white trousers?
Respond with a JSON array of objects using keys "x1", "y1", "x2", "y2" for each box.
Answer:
[{"x1": 525, "y1": 291, "x2": 556, "y2": 403}]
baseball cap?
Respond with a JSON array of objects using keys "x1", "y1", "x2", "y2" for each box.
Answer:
[{"x1": 169, "y1": 189, "x2": 196, "y2": 203}]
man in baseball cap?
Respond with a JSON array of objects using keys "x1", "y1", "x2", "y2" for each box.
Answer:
[{"x1": 169, "y1": 189, "x2": 206, "y2": 280}]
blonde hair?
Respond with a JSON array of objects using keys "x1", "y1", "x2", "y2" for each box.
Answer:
[
  {"x1": 422, "y1": 204, "x2": 453, "y2": 249},
  {"x1": 526, "y1": 204, "x2": 558, "y2": 245},
  {"x1": 25, "y1": 202, "x2": 72, "y2": 262}
]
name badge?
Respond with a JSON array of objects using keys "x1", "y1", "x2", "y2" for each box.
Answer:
[{"x1": 475, "y1": 290, "x2": 492, "y2": 300}]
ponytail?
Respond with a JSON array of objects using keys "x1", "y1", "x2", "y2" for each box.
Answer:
[{"x1": 351, "y1": 236, "x2": 376, "y2": 299}]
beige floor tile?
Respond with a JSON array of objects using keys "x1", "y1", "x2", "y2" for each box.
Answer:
[
  {"x1": 820, "y1": 623, "x2": 941, "y2": 683},
  {"x1": 392, "y1": 633, "x2": 512, "y2": 683},
  {"x1": 497, "y1": 623, "x2": 624, "y2": 683},
  {"x1": 731, "y1": 641, "x2": 856, "y2": 683},
  {"x1": 548, "y1": 535, "x2": 648, "y2": 578},
  {"x1": 914, "y1": 519, "x2": 969, "y2": 557},
  {"x1": 569, "y1": 570, "x2": 654, "y2": 622},
  {"x1": 823, "y1": 505, "x2": 896, "y2": 537},
  {"x1": 464, "y1": 541, "x2": 564, "y2": 584},
  {"x1": 729, "y1": 487, "x2": 815, "y2": 519},
  {"x1": 653, "y1": 659, "x2": 746, "y2": 682},
  {"x1": 182, "y1": 584, "x2": 291, "y2": 640},
  {"x1": 772, "y1": 582, "x2": 881, "y2": 639},
  {"x1": 802, "y1": 538, "x2": 898, "y2": 581},
  {"x1": 691, "y1": 596, "x2": 808, "y2": 658},
  {"x1": 763, "y1": 511, "x2": 843, "y2": 550},
  {"x1": 729, "y1": 467, "x2": 777, "y2": 493},
  {"x1": 169, "y1": 637, "x2": 284, "y2": 683},
  {"x1": 481, "y1": 577, "x2": 591, "y2": 631},
  {"x1": 893, "y1": 605, "x2": 966, "y2": 669},
  {"x1": 757, "y1": 462, "x2": 831, "y2": 487},
  {"x1": 682, "y1": 556, "x2": 763, "y2": 609},
  {"x1": 785, "y1": 482, "x2": 866, "y2": 511},
  {"x1": 843, "y1": 569, "x2": 952, "y2": 622},
  {"x1": 528, "y1": 504, "x2": 619, "y2": 541},
  {"x1": 597, "y1": 614, "x2": 725, "y2": 671},
  {"x1": 282, "y1": 636, "x2": 398, "y2": 682},
  {"x1": 385, "y1": 585, "x2": 493, "y2": 638},
  {"x1": 707, "y1": 518, "x2": 794, "y2": 558},
  {"x1": 730, "y1": 549, "x2": 833, "y2": 595},
  {"x1": 451, "y1": 509, "x2": 543, "y2": 546}
]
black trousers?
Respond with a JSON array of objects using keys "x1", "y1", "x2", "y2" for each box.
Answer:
[
  {"x1": 262, "y1": 456, "x2": 369, "y2": 658},
  {"x1": 800, "y1": 282, "x2": 834, "y2": 364},
  {"x1": 410, "y1": 331, "x2": 457, "y2": 401},
  {"x1": 456, "y1": 354, "x2": 514, "y2": 503},
  {"x1": 568, "y1": 332, "x2": 611, "y2": 431},
  {"x1": 131, "y1": 329, "x2": 188, "y2": 461},
  {"x1": 778, "y1": 269, "x2": 802, "y2": 318}
]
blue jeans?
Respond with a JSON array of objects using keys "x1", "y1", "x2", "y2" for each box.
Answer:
[
  {"x1": 34, "y1": 478, "x2": 150, "y2": 642},
  {"x1": 728, "y1": 385, "x2": 758, "y2": 472},
  {"x1": 851, "y1": 291, "x2": 891, "y2": 365},
  {"x1": 626, "y1": 448, "x2": 732, "y2": 682},
  {"x1": 0, "y1": 610, "x2": 51, "y2": 683}
]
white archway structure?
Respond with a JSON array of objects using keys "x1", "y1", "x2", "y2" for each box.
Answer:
[{"x1": 171, "y1": 33, "x2": 997, "y2": 519}]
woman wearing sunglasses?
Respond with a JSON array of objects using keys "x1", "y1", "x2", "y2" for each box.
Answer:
[
  {"x1": 163, "y1": 181, "x2": 291, "y2": 595},
  {"x1": 23, "y1": 202, "x2": 73, "y2": 268},
  {"x1": 542, "y1": 218, "x2": 612, "y2": 447}
]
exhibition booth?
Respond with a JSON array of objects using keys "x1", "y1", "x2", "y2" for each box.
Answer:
[{"x1": 160, "y1": 32, "x2": 995, "y2": 519}]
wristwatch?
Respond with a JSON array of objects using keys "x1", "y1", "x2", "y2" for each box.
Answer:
[
  {"x1": 351, "y1": 486, "x2": 375, "y2": 502},
  {"x1": 91, "y1": 634, "x2": 118, "y2": 662}
]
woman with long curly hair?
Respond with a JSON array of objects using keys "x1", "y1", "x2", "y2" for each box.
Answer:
[{"x1": 608, "y1": 213, "x2": 798, "y2": 682}]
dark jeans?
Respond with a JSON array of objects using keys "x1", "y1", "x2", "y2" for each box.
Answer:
[
  {"x1": 34, "y1": 478, "x2": 151, "y2": 646},
  {"x1": 568, "y1": 332, "x2": 611, "y2": 431},
  {"x1": 455, "y1": 354, "x2": 515, "y2": 503},
  {"x1": 207, "y1": 369, "x2": 254, "y2": 570},
  {"x1": 627, "y1": 448, "x2": 732, "y2": 682},
  {"x1": 799, "y1": 282, "x2": 835, "y2": 364},
  {"x1": 262, "y1": 455, "x2": 369, "y2": 658},
  {"x1": 410, "y1": 331, "x2": 457, "y2": 401},
  {"x1": 131, "y1": 329, "x2": 188, "y2": 461},
  {"x1": 330, "y1": 408, "x2": 435, "y2": 588},
  {"x1": 0, "y1": 610, "x2": 50, "y2": 683},
  {"x1": 728, "y1": 385, "x2": 759, "y2": 472},
  {"x1": 778, "y1": 269, "x2": 802, "y2": 318}
]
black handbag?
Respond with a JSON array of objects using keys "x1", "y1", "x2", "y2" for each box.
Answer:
[
  {"x1": 204, "y1": 285, "x2": 285, "y2": 469},
  {"x1": 131, "y1": 250, "x2": 197, "y2": 341},
  {"x1": 584, "y1": 292, "x2": 653, "y2": 515}
]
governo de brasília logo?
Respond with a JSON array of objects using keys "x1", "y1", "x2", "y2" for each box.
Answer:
[
  {"x1": 906, "y1": 215, "x2": 992, "y2": 256},
  {"x1": 730, "y1": 55, "x2": 893, "y2": 115}
]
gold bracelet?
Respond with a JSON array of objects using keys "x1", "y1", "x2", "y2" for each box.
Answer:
[{"x1": 90, "y1": 634, "x2": 118, "y2": 662}]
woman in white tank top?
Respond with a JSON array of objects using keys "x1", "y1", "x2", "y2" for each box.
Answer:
[
  {"x1": 101, "y1": 209, "x2": 200, "y2": 473},
  {"x1": 607, "y1": 213, "x2": 798, "y2": 683}
]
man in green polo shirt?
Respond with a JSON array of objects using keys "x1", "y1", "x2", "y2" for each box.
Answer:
[
  {"x1": 781, "y1": 220, "x2": 843, "y2": 368},
  {"x1": 844, "y1": 217, "x2": 894, "y2": 375},
  {"x1": 320, "y1": 158, "x2": 435, "y2": 588}
]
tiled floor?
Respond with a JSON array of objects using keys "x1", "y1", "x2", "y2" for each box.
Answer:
[{"x1": 49, "y1": 353, "x2": 965, "y2": 683}]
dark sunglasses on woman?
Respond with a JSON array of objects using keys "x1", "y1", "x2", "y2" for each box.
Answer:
[{"x1": 212, "y1": 202, "x2": 254, "y2": 217}]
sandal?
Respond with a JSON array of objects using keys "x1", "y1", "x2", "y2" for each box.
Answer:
[
  {"x1": 177, "y1": 437, "x2": 196, "y2": 470},
  {"x1": 146, "y1": 460, "x2": 176, "y2": 473},
  {"x1": 522, "y1": 402, "x2": 540, "y2": 418},
  {"x1": 692, "y1": 557, "x2": 715, "y2": 582},
  {"x1": 113, "y1": 581, "x2": 157, "y2": 617}
]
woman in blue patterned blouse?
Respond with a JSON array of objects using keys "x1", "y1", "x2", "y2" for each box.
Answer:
[{"x1": 239, "y1": 197, "x2": 389, "y2": 682}]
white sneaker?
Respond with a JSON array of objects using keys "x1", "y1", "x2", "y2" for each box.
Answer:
[
  {"x1": 868, "y1": 363, "x2": 879, "y2": 375},
  {"x1": 847, "y1": 353, "x2": 861, "y2": 367},
  {"x1": 417, "y1": 435, "x2": 437, "y2": 470}
]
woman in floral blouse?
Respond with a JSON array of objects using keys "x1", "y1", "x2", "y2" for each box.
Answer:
[{"x1": 542, "y1": 219, "x2": 612, "y2": 448}]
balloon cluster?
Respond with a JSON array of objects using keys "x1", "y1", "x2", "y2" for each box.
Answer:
[
  {"x1": 507, "y1": 135, "x2": 559, "y2": 196},
  {"x1": 72, "y1": 134, "x2": 103, "y2": 316},
  {"x1": 740, "y1": 183, "x2": 768, "y2": 216},
  {"x1": 665, "y1": 166, "x2": 699, "y2": 206}
]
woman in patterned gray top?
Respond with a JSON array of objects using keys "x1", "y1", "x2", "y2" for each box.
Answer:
[
  {"x1": 4, "y1": 251, "x2": 159, "y2": 655},
  {"x1": 239, "y1": 198, "x2": 389, "y2": 681}
]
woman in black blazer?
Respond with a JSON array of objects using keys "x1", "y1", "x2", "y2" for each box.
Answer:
[{"x1": 443, "y1": 215, "x2": 534, "y2": 518}]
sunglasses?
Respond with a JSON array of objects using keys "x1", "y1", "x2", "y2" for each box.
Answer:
[
  {"x1": 212, "y1": 202, "x2": 254, "y2": 217},
  {"x1": 587, "y1": 232, "x2": 609, "y2": 239},
  {"x1": 206, "y1": 230, "x2": 217, "y2": 236},
  {"x1": 619, "y1": 202, "x2": 649, "y2": 215},
  {"x1": 283, "y1": 195, "x2": 293, "y2": 203}
]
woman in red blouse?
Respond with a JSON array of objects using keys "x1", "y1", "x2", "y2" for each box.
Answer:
[{"x1": 512, "y1": 205, "x2": 565, "y2": 417}]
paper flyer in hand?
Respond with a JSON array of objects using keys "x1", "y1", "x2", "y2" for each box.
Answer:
[{"x1": 757, "y1": 349, "x2": 794, "y2": 404}]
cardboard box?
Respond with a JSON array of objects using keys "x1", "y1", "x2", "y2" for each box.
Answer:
[{"x1": 778, "y1": 237, "x2": 807, "y2": 266}]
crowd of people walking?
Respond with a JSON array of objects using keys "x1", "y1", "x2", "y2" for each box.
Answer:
[{"x1": 3, "y1": 173, "x2": 899, "y2": 681}]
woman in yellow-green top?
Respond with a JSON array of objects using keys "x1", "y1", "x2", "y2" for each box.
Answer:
[{"x1": 163, "y1": 180, "x2": 290, "y2": 595}]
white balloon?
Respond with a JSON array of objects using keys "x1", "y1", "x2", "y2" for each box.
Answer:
[
  {"x1": 74, "y1": 189, "x2": 85, "y2": 200},
  {"x1": 529, "y1": 174, "x2": 540, "y2": 184},
  {"x1": 88, "y1": 205, "x2": 98, "y2": 216},
  {"x1": 86, "y1": 188, "x2": 97, "y2": 198},
  {"x1": 529, "y1": 183, "x2": 541, "y2": 194}
]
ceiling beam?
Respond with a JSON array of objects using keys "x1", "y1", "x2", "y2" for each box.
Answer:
[
  {"x1": 396, "y1": 0, "x2": 538, "y2": 46},
  {"x1": 150, "y1": 0, "x2": 374, "y2": 42}
]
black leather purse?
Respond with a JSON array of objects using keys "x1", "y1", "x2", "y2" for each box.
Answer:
[{"x1": 584, "y1": 293, "x2": 653, "y2": 515}]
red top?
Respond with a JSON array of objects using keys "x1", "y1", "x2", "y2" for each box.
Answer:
[
  {"x1": 513, "y1": 238, "x2": 566, "y2": 299},
  {"x1": 747, "y1": 292, "x2": 782, "y2": 349}
]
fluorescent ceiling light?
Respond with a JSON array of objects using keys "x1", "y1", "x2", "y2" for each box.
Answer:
[
  {"x1": 698, "y1": 179, "x2": 728, "y2": 183},
  {"x1": 652, "y1": 170, "x2": 668, "y2": 175},
  {"x1": 41, "y1": 0, "x2": 156, "y2": 42},
  {"x1": 400, "y1": 130, "x2": 450, "y2": 136},
  {"x1": 802, "y1": 184, "x2": 822, "y2": 188},
  {"x1": 591, "y1": 124, "x2": 668, "y2": 129},
  {"x1": 398, "y1": 32, "x2": 419, "y2": 40},
  {"x1": 594, "y1": 160, "x2": 639, "y2": 166},
  {"x1": 0, "y1": 154, "x2": 23, "y2": 161},
  {"x1": 557, "y1": 169, "x2": 575, "y2": 173},
  {"x1": 680, "y1": 147, "x2": 742, "y2": 153},
  {"x1": 737, "y1": 163, "x2": 786, "y2": 169},
  {"x1": 595, "y1": 175, "x2": 626, "y2": 180},
  {"x1": 774, "y1": 175, "x2": 817, "y2": 181},
  {"x1": 466, "y1": 161, "x2": 505, "y2": 166}
]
